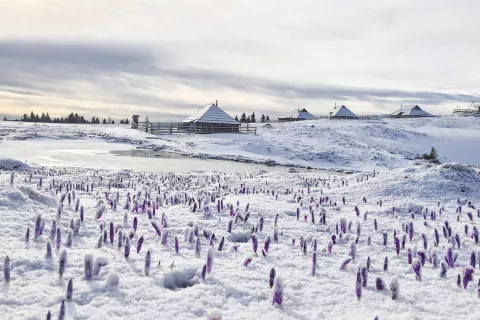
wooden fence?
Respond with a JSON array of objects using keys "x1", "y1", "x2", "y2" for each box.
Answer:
[{"x1": 132, "y1": 122, "x2": 257, "y2": 135}]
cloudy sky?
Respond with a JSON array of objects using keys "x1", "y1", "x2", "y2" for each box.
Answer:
[{"x1": 1, "y1": 0, "x2": 479, "y2": 121}]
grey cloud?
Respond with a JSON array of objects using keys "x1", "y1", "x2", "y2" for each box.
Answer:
[{"x1": 0, "y1": 41, "x2": 478, "y2": 116}]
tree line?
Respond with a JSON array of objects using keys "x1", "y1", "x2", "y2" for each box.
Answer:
[
  {"x1": 2, "y1": 112, "x2": 130, "y2": 125},
  {"x1": 234, "y1": 112, "x2": 271, "y2": 123}
]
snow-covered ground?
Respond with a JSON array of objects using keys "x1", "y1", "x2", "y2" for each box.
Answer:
[
  {"x1": 1, "y1": 116, "x2": 479, "y2": 172},
  {"x1": 1, "y1": 118, "x2": 480, "y2": 319}
]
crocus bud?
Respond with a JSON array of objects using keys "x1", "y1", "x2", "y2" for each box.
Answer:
[
  {"x1": 201, "y1": 264, "x2": 207, "y2": 281},
  {"x1": 206, "y1": 247, "x2": 215, "y2": 274},
  {"x1": 312, "y1": 252, "x2": 317, "y2": 276},
  {"x1": 273, "y1": 228, "x2": 279, "y2": 242},
  {"x1": 367, "y1": 256, "x2": 371, "y2": 271},
  {"x1": 218, "y1": 236, "x2": 225, "y2": 252},
  {"x1": 356, "y1": 270, "x2": 362, "y2": 300},
  {"x1": 56, "y1": 227, "x2": 62, "y2": 250},
  {"x1": 269, "y1": 268, "x2": 276, "y2": 288},
  {"x1": 390, "y1": 277, "x2": 399, "y2": 300},
  {"x1": 124, "y1": 237, "x2": 130, "y2": 259},
  {"x1": 84, "y1": 254, "x2": 93, "y2": 281},
  {"x1": 440, "y1": 261, "x2": 448, "y2": 278},
  {"x1": 412, "y1": 258, "x2": 422, "y2": 281},
  {"x1": 375, "y1": 277, "x2": 385, "y2": 290},
  {"x1": 340, "y1": 257, "x2": 352, "y2": 270},
  {"x1": 3, "y1": 255, "x2": 10, "y2": 283},
  {"x1": 361, "y1": 266, "x2": 368, "y2": 287},
  {"x1": 195, "y1": 238, "x2": 201, "y2": 258},
  {"x1": 58, "y1": 300, "x2": 65, "y2": 320},
  {"x1": 137, "y1": 235, "x2": 144, "y2": 254},
  {"x1": 271, "y1": 276, "x2": 283, "y2": 306},
  {"x1": 463, "y1": 266, "x2": 474, "y2": 289},
  {"x1": 383, "y1": 257, "x2": 388, "y2": 272},
  {"x1": 58, "y1": 249, "x2": 67, "y2": 278},
  {"x1": 394, "y1": 237, "x2": 400, "y2": 255},
  {"x1": 144, "y1": 250, "x2": 151, "y2": 276},
  {"x1": 46, "y1": 240, "x2": 53, "y2": 259},
  {"x1": 174, "y1": 236, "x2": 179, "y2": 255},
  {"x1": 66, "y1": 278, "x2": 73, "y2": 302}
]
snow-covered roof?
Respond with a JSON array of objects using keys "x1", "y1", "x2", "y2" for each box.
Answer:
[
  {"x1": 391, "y1": 105, "x2": 433, "y2": 117},
  {"x1": 183, "y1": 104, "x2": 239, "y2": 124},
  {"x1": 297, "y1": 108, "x2": 316, "y2": 120},
  {"x1": 332, "y1": 106, "x2": 358, "y2": 118}
]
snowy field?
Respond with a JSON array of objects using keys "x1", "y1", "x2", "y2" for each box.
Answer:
[
  {"x1": 1, "y1": 116, "x2": 480, "y2": 171},
  {"x1": 1, "y1": 118, "x2": 480, "y2": 320}
]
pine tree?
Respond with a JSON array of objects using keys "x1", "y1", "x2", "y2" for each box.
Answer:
[
  {"x1": 30, "y1": 111, "x2": 35, "y2": 122},
  {"x1": 2, "y1": 116, "x2": 7, "y2": 121},
  {"x1": 120, "y1": 119, "x2": 124, "y2": 124},
  {"x1": 102, "y1": 118, "x2": 107, "y2": 124},
  {"x1": 34, "y1": 114, "x2": 40, "y2": 122},
  {"x1": 251, "y1": 113, "x2": 256, "y2": 123},
  {"x1": 111, "y1": 120, "x2": 115, "y2": 124},
  {"x1": 41, "y1": 113, "x2": 46, "y2": 122},
  {"x1": 246, "y1": 115, "x2": 251, "y2": 123},
  {"x1": 46, "y1": 113, "x2": 51, "y2": 122},
  {"x1": 235, "y1": 115, "x2": 239, "y2": 122},
  {"x1": 125, "y1": 118, "x2": 129, "y2": 124},
  {"x1": 22, "y1": 114, "x2": 28, "y2": 121},
  {"x1": 266, "y1": 115, "x2": 270, "y2": 122},
  {"x1": 261, "y1": 114, "x2": 266, "y2": 123},
  {"x1": 96, "y1": 117, "x2": 100, "y2": 124},
  {"x1": 240, "y1": 113, "x2": 247, "y2": 123}
]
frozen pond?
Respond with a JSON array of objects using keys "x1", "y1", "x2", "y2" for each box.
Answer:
[{"x1": 0, "y1": 139, "x2": 331, "y2": 174}]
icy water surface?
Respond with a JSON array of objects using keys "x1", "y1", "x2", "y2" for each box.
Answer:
[{"x1": 0, "y1": 139, "x2": 332, "y2": 174}]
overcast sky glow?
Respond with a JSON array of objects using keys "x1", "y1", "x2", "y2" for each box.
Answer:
[{"x1": 1, "y1": 0, "x2": 479, "y2": 121}]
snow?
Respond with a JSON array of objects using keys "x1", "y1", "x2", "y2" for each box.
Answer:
[
  {"x1": 2, "y1": 117, "x2": 479, "y2": 172},
  {"x1": 0, "y1": 118, "x2": 479, "y2": 319}
]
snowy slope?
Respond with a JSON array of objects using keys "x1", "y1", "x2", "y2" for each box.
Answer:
[
  {"x1": 1, "y1": 117, "x2": 479, "y2": 171},
  {"x1": 1, "y1": 161, "x2": 480, "y2": 319}
]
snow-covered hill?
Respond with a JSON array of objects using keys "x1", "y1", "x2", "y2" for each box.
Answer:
[{"x1": 1, "y1": 117, "x2": 479, "y2": 171}]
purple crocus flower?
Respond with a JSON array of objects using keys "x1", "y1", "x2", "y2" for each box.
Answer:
[
  {"x1": 412, "y1": 258, "x2": 422, "y2": 281},
  {"x1": 383, "y1": 232, "x2": 387, "y2": 246},
  {"x1": 463, "y1": 266, "x2": 474, "y2": 289},
  {"x1": 434, "y1": 229, "x2": 439, "y2": 246},
  {"x1": 383, "y1": 257, "x2": 388, "y2": 272},
  {"x1": 269, "y1": 268, "x2": 276, "y2": 288},
  {"x1": 375, "y1": 277, "x2": 385, "y2": 290},
  {"x1": 374, "y1": 219, "x2": 377, "y2": 231},
  {"x1": 109, "y1": 222, "x2": 114, "y2": 245},
  {"x1": 137, "y1": 235, "x2": 144, "y2": 254},
  {"x1": 431, "y1": 249, "x2": 438, "y2": 268},
  {"x1": 271, "y1": 276, "x2": 283, "y2": 306},
  {"x1": 394, "y1": 237, "x2": 400, "y2": 255},
  {"x1": 457, "y1": 274, "x2": 462, "y2": 288},
  {"x1": 312, "y1": 251, "x2": 317, "y2": 276},
  {"x1": 332, "y1": 234, "x2": 336, "y2": 245},
  {"x1": 367, "y1": 257, "x2": 371, "y2": 271},
  {"x1": 471, "y1": 251, "x2": 476, "y2": 269},
  {"x1": 408, "y1": 222, "x2": 413, "y2": 242},
  {"x1": 34, "y1": 215, "x2": 42, "y2": 240}
]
